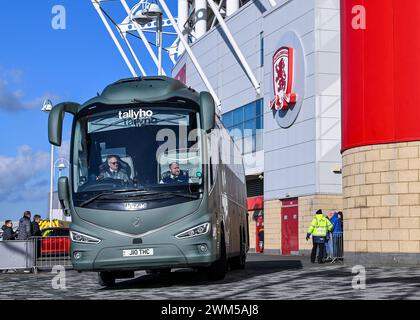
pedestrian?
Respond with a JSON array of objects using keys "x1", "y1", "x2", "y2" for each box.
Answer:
[
  {"x1": 31, "y1": 215, "x2": 42, "y2": 258},
  {"x1": 1, "y1": 220, "x2": 17, "y2": 240},
  {"x1": 306, "y1": 209, "x2": 333, "y2": 264},
  {"x1": 258, "y1": 226, "x2": 264, "y2": 253},
  {"x1": 324, "y1": 211, "x2": 335, "y2": 262},
  {"x1": 17, "y1": 211, "x2": 32, "y2": 240},
  {"x1": 32, "y1": 215, "x2": 42, "y2": 237},
  {"x1": 330, "y1": 211, "x2": 344, "y2": 260}
]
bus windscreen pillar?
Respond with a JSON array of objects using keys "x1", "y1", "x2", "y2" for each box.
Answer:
[{"x1": 341, "y1": 0, "x2": 420, "y2": 263}]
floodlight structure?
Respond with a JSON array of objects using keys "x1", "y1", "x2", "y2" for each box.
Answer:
[
  {"x1": 131, "y1": 2, "x2": 164, "y2": 75},
  {"x1": 91, "y1": 0, "x2": 266, "y2": 111}
]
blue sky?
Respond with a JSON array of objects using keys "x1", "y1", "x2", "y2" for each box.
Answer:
[{"x1": 0, "y1": 0, "x2": 178, "y2": 221}]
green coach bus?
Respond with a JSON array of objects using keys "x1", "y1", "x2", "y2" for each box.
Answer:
[{"x1": 48, "y1": 76, "x2": 249, "y2": 286}]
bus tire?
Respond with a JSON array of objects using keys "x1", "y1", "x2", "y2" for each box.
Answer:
[
  {"x1": 98, "y1": 272, "x2": 116, "y2": 287},
  {"x1": 208, "y1": 231, "x2": 227, "y2": 280},
  {"x1": 146, "y1": 268, "x2": 171, "y2": 275},
  {"x1": 231, "y1": 233, "x2": 246, "y2": 270},
  {"x1": 158, "y1": 268, "x2": 171, "y2": 274}
]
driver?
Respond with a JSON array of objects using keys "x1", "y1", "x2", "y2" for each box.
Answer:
[{"x1": 96, "y1": 155, "x2": 131, "y2": 183}]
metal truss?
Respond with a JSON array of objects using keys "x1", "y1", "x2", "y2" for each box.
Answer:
[{"x1": 90, "y1": 0, "x2": 279, "y2": 109}]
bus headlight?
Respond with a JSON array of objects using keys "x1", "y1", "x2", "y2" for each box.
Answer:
[
  {"x1": 70, "y1": 231, "x2": 101, "y2": 244},
  {"x1": 175, "y1": 223, "x2": 210, "y2": 239}
]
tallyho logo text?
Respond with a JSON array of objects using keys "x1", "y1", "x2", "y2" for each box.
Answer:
[
  {"x1": 118, "y1": 109, "x2": 153, "y2": 119},
  {"x1": 119, "y1": 109, "x2": 157, "y2": 126}
]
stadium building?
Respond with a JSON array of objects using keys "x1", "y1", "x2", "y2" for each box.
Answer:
[
  {"x1": 91, "y1": 0, "x2": 420, "y2": 264},
  {"x1": 172, "y1": 0, "x2": 342, "y2": 256},
  {"x1": 171, "y1": 0, "x2": 420, "y2": 264}
]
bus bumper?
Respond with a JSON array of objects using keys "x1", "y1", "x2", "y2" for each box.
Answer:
[{"x1": 70, "y1": 236, "x2": 217, "y2": 271}]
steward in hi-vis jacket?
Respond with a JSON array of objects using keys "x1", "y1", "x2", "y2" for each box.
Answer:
[{"x1": 306, "y1": 209, "x2": 333, "y2": 263}]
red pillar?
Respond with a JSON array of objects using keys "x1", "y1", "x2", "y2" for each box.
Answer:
[{"x1": 341, "y1": 0, "x2": 420, "y2": 151}]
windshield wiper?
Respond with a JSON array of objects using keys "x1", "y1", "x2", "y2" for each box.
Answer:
[
  {"x1": 125, "y1": 190, "x2": 201, "y2": 200},
  {"x1": 79, "y1": 191, "x2": 117, "y2": 207},
  {"x1": 160, "y1": 191, "x2": 201, "y2": 200},
  {"x1": 79, "y1": 188, "x2": 148, "y2": 207},
  {"x1": 79, "y1": 189, "x2": 201, "y2": 207}
]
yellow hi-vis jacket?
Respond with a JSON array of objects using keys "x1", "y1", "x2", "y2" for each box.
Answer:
[{"x1": 307, "y1": 214, "x2": 333, "y2": 236}]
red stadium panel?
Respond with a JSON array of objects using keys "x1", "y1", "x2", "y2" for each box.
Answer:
[{"x1": 341, "y1": 0, "x2": 420, "y2": 151}]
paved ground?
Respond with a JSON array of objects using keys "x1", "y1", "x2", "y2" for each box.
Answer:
[{"x1": 1, "y1": 253, "x2": 420, "y2": 300}]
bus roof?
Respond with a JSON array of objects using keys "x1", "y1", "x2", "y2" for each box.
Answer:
[{"x1": 78, "y1": 76, "x2": 200, "y2": 111}]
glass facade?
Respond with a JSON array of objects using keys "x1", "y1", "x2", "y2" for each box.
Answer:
[{"x1": 222, "y1": 99, "x2": 264, "y2": 154}]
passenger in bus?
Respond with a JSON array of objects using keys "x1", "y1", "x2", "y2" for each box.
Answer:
[
  {"x1": 96, "y1": 155, "x2": 132, "y2": 183},
  {"x1": 160, "y1": 162, "x2": 189, "y2": 184}
]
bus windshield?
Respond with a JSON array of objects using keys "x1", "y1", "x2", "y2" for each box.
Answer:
[{"x1": 72, "y1": 104, "x2": 203, "y2": 197}]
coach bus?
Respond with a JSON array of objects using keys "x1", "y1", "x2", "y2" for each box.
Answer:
[{"x1": 48, "y1": 76, "x2": 249, "y2": 286}]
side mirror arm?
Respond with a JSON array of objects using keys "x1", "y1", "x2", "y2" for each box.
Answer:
[{"x1": 48, "y1": 102, "x2": 79, "y2": 146}]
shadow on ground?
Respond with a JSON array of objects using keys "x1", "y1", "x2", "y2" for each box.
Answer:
[{"x1": 101, "y1": 257, "x2": 304, "y2": 291}]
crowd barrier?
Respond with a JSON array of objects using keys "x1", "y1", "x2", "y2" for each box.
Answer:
[
  {"x1": 31, "y1": 236, "x2": 72, "y2": 269},
  {"x1": 0, "y1": 237, "x2": 72, "y2": 272},
  {"x1": 0, "y1": 240, "x2": 36, "y2": 272},
  {"x1": 325, "y1": 232, "x2": 344, "y2": 263}
]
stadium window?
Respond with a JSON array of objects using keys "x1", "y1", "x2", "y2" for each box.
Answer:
[{"x1": 222, "y1": 99, "x2": 264, "y2": 155}]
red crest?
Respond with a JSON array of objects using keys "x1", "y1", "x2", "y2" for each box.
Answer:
[{"x1": 270, "y1": 47, "x2": 297, "y2": 110}]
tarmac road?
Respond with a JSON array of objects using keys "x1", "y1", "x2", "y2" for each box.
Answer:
[{"x1": 1, "y1": 253, "x2": 420, "y2": 300}]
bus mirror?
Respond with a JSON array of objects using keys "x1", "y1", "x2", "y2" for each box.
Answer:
[
  {"x1": 200, "y1": 92, "x2": 215, "y2": 132},
  {"x1": 58, "y1": 176, "x2": 71, "y2": 217},
  {"x1": 48, "y1": 102, "x2": 79, "y2": 146}
]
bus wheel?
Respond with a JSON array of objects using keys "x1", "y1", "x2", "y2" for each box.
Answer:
[
  {"x1": 145, "y1": 269, "x2": 156, "y2": 275},
  {"x1": 208, "y1": 231, "x2": 227, "y2": 280},
  {"x1": 146, "y1": 268, "x2": 171, "y2": 275},
  {"x1": 158, "y1": 268, "x2": 171, "y2": 274},
  {"x1": 231, "y1": 234, "x2": 246, "y2": 270},
  {"x1": 98, "y1": 272, "x2": 116, "y2": 287},
  {"x1": 237, "y1": 234, "x2": 247, "y2": 269}
]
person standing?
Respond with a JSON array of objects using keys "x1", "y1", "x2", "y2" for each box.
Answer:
[
  {"x1": 306, "y1": 209, "x2": 333, "y2": 264},
  {"x1": 324, "y1": 211, "x2": 335, "y2": 262},
  {"x1": 1, "y1": 220, "x2": 17, "y2": 240},
  {"x1": 17, "y1": 211, "x2": 32, "y2": 240},
  {"x1": 31, "y1": 215, "x2": 42, "y2": 258},
  {"x1": 31, "y1": 215, "x2": 42, "y2": 237},
  {"x1": 330, "y1": 211, "x2": 344, "y2": 260},
  {"x1": 258, "y1": 226, "x2": 264, "y2": 253}
]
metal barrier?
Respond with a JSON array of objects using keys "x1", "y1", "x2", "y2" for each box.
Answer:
[
  {"x1": 329, "y1": 232, "x2": 344, "y2": 263},
  {"x1": 30, "y1": 236, "x2": 72, "y2": 269},
  {"x1": 0, "y1": 240, "x2": 36, "y2": 272}
]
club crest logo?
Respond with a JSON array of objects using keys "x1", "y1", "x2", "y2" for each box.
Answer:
[{"x1": 269, "y1": 47, "x2": 298, "y2": 111}]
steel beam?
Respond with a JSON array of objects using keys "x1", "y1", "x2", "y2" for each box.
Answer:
[
  {"x1": 158, "y1": 0, "x2": 222, "y2": 110},
  {"x1": 120, "y1": 0, "x2": 166, "y2": 76},
  {"x1": 207, "y1": 0, "x2": 261, "y2": 95},
  {"x1": 92, "y1": 0, "x2": 137, "y2": 77}
]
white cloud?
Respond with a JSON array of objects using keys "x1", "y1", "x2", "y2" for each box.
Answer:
[
  {"x1": 0, "y1": 66, "x2": 58, "y2": 112},
  {"x1": 0, "y1": 145, "x2": 50, "y2": 202},
  {"x1": 0, "y1": 66, "x2": 24, "y2": 83}
]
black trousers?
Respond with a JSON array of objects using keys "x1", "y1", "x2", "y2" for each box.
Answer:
[{"x1": 311, "y1": 238, "x2": 325, "y2": 263}]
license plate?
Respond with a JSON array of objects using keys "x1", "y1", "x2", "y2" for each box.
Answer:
[{"x1": 122, "y1": 248, "x2": 154, "y2": 257}]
